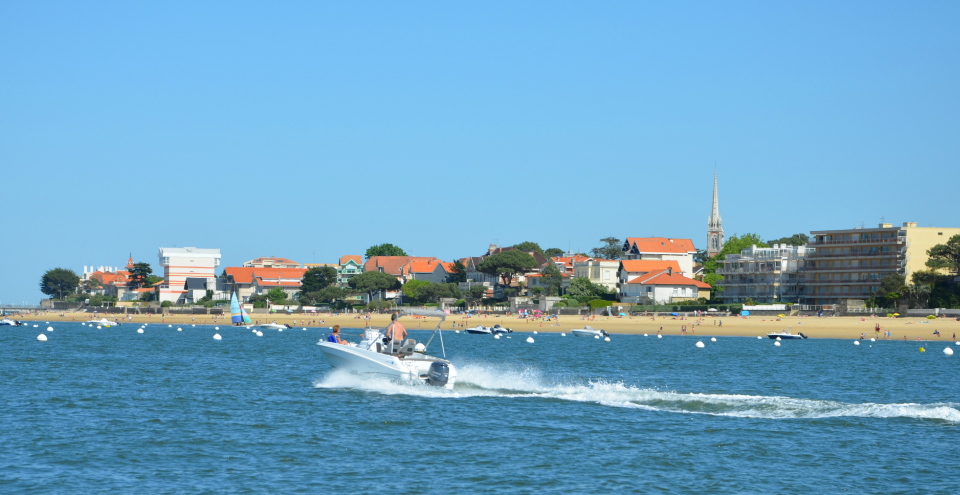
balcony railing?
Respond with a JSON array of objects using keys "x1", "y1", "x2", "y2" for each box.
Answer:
[
  {"x1": 803, "y1": 265, "x2": 898, "y2": 271},
  {"x1": 808, "y1": 238, "x2": 902, "y2": 245},
  {"x1": 804, "y1": 280, "x2": 880, "y2": 285},
  {"x1": 716, "y1": 268, "x2": 785, "y2": 274},
  {"x1": 806, "y1": 252, "x2": 903, "y2": 258}
]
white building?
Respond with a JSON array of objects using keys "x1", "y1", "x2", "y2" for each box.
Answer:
[
  {"x1": 716, "y1": 244, "x2": 812, "y2": 303},
  {"x1": 157, "y1": 247, "x2": 221, "y2": 304},
  {"x1": 620, "y1": 267, "x2": 712, "y2": 304},
  {"x1": 572, "y1": 258, "x2": 620, "y2": 291},
  {"x1": 620, "y1": 237, "x2": 697, "y2": 278}
]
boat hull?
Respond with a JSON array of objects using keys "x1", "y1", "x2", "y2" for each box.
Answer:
[
  {"x1": 317, "y1": 342, "x2": 457, "y2": 389},
  {"x1": 571, "y1": 329, "x2": 603, "y2": 338},
  {"x1": 767, "y1": 334, "x2": 804, "y2": 340}
]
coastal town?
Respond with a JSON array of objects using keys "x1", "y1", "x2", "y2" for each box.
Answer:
[{"x1": 17, "y1": 173, "x2": 960, "y2": 339}]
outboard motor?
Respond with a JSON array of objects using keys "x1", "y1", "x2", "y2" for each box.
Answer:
[
  {"x1": 427, "y1": 362, "x2": 450, "y2": 387},
  {"x1": 799, "y1": 332, "x2": 808, "y2": 339},
  {"x1": 601, "y1": 329, "x2": 609, "y2": 337}
]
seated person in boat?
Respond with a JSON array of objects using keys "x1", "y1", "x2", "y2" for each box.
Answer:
[{"x1": 327, "y1": 325, "x2": 350, "y2": 345}]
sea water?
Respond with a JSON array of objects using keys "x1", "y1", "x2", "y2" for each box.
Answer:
[{"x1": 1, "y1": 323, "x2": 958, "y2": 493}]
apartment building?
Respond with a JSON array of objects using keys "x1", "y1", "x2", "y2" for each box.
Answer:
[
  {"x1": 801, "y1": 222, "x2": 960, "y2": 305},
  {"x1": 716, "y1": 244, "x2": 811, "y2": 303}
]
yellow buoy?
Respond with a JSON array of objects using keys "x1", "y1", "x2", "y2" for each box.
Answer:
[{"x1": 920, "y1": 347, "x2": 925, "y2": 353}]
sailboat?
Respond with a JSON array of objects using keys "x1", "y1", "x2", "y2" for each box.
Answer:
[{"x1": 230, "y1": 291, "x2": 252, "y2": 325}]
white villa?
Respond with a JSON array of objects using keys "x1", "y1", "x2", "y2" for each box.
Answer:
[{"x1": 620, "y1": 237, "x2": 697, "y2": 279}]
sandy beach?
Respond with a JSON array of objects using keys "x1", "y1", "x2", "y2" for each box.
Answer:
[{"x1": 12, "y1": 310, "x2": 960, "y2": 342}]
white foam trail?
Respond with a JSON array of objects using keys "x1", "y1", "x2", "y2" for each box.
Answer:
[{"x1": 314, "y1": 362, "x2": 960, "y2": 423}]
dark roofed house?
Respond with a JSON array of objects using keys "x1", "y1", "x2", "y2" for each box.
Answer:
[{"x1": 184, "y1": 277, "x2": 208, "y2": 303}]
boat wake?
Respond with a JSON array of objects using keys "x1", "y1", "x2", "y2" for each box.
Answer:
[{"x1": 314, "y1": 363, "x2": 960, "y2": 423}]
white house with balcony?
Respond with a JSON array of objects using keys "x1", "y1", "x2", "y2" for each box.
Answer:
[
  {"x1": 157, "y1": 247, "x2": 221, "y2": 304},
  {"x1": 620, "y1": 237, "x2": 697, "y2": 278}
]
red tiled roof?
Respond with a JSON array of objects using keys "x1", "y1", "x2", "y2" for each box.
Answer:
[
  {"x1": 440, "y1": 262, "x2": 457, "y2": 273},
  {"x1": 620, "y1": 260, "x2": 683, "y2": 273},
  {"x1": 225, "y1": 267, "x2": 307, "y2": 284},
  {"x1": 410, "y1": 260, "x2": 444, "y2": 273},
  {"x1": 339, "y1": 255, "x2": 362, "y2": 265},
  {"x1": 627, "y1": 269, "x2": 711, "y2": 288},
  {"x1": 364, "y1": 256, "x2": 438, "y2": 276},
  {"x1": 625, "y1": 237, "x2": 696, "y2": 254}
]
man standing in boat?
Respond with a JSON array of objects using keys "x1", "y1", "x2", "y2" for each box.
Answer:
[{"x1": 385, "y1": 312, "x2": 408, "y2": 354}]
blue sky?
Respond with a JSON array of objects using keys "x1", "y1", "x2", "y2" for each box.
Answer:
[{"x1": 1, "y1": 1, "x2": 958, "y2": 303}]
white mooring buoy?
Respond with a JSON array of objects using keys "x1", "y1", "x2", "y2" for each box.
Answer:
[
  {"x1": 710, "y1": 337, "x2": 716, "y2": 342},
  {"x1": 561, "y1": 333, "x2": 566, "y2": 336},
  {"x1": 455, "y1": 330, "x2": 459, "y2": 333},
  {"x1": 604, "y1": 336, "x2": 611, "y2": 342},
  {"x1": 526, "y1": 336, "x2": 534, "y2": 343},
  {"x1": 37, "y1": 334, "x2": 47, "y2": 341},
  {"x1": 533, "y1": 331, "x2": 538, "y2": 334},
  {"x1": 774, "y1": 341, "x2": 781, "y2": 347},
  {"x1": 97, "y1": 326, "x2": 102, "y2": 329},
  {"x1": 776, "y1": 337, "x2": 782, "y2": 341},
  {"x1": 215, "y1": 327, "x2": 219, "y2": 330},
  {"x1": 213, "y1": 333, "x2": 222, "y2": 340},
  {"x1": 256, "y1": 331, "x2": 264, "y2": 337},
  {"x1": 47, "y1": 326, "x2": 53, "y2": 332},
  {"x1": 695, "y1": 341, "x2": 705, "y2": 348},
  {"x1": 871, "y1": 338, "x2": 876, "y2": 342},
  {"x1": 177, "y1": 328, "x2": 182, "y2": 332},
  {"x1": 854, "y1": 341, "x2": 860, "y2": 345},
  {"x1": 657, "y1": 334, "x2": 662, "y2": 339},
  {"x1": 494, "y1": 334, "x2": 500, "y2": 339},
  {"x1": 594, "y1": 335, "x2": 600, "y2": 339},
  {"x1": 944, "y1": 347, "x2": 954, "y2": 356},
  {"x1": 137, "y1": 328, "x2": 144, "y2": 334},
  {"x1": 758, "y1": 336, "x2": 762, "y2": 339}
]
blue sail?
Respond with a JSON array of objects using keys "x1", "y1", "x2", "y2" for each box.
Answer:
[{"x1": 230, "y1": 291, "x2": 243, "y2": 324}]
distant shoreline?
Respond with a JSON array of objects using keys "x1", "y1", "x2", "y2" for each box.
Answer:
[{"x1": 10, "y1": 311, "x2": 960, "y2": 342}]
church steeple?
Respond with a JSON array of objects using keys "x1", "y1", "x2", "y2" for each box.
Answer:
[{"x1": 707, "y1": 170, "x2": 724, "y2": 256}]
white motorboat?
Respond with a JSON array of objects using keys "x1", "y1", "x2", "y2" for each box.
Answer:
[
  {"x1": 465, "y1": 324, "x2": 512, "y2": 335},
  {"x1": 86, "y1": 318, "x2": 121, "y2": 327},
  {"x1": 465, "y1": 325, "x2": 493, "y2": 335},
  {"x1": 0, "y1": 318, "x2": 22, "y2": 326},
  {"x1": 316, "y1": 308, "x2": 456, "y2": 389},
  {"x1": 260, "y1": 322, "x2": 292, "y2": 331},
  {"x1": 571, "y1": 325, "x2": 609, "y2": 338},
  {"x1": 768, "y1": 328, "x2": 807, "y2": 340}
]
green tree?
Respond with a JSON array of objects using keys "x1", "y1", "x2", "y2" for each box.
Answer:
[
  {"x1": 567, "y1": 277, "x2": 608, "y2": 304},
  {"x1": 694, "y1": 249, "x2": 711, "y2": 266},
  {"x1": 126, "y1": 262, "x2": 153, "y2": 289},
  {"x1": 300, "y1": 266, "x2": 337, "y2": 294},
  {"x1": 874, "y1": 274, "x2": 906, "y2": 306},
  {"x1": 449, "y1": 259, "x2": 468, "y2": 283},
  {"x1": 349, "y1": 271, "x2": 402, "y2": 301},
  {"x1": 766, "y1": 233, "x2": 810, "y2": 247},
  {"x1": 477, "y1": 250, "x2": 538, "y2": 286},
  {"x1": 248, "y1": 294, "x2": 269, "y2": 308},
  {"x1": 146, "y1": 275, "x2": 164, "y2": 287},
  {"x1": 467, "y1": 285, "x2": 488, "y2": 300},
  {"x1": 925, "y1": 234, "x2": 960, "y2": 275},
  {"x1": 539, "y1": 262, "x2": 565, "y2": 297},
  {"x1": 365, "y1": 243, "x2": 408, "y2": 258},
  {"x1": 301, "y1": 285, "x2": 346, "y2": 305},
  {"x1": 402, "y1": 279, "x2": 431, "y2": 303},
  {"x1": 267, "y1": 287, "x2": 289, "y2": 304},
  {"x1": 544, "y1": 248, "x2": 564, "y2": 258},
  {"x1": 40, "y1": 268, "x2": 80, "y2": 300},
  {"x1": 590, "y1": 237, "x2": 622, "y2": 260},
  {"x1": 512, "y1": 241, "x2": 544, "y2": 256}
]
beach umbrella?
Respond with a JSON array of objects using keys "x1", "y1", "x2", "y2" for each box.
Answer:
[
  {"x1": 777, "y1": 314, "x2": 785, "y2": 317},
  {"x1": 707, "y1": 308, "x2": 718, "y2": 312},
  {"x1": 742, "y1": 310, "x2": 751, "y2": 316},
  {"x1": 893, "y1": 313, "x2": 900, "y2": 316},
  {"x1": 670, "y1": 312, "x2": 679, "y2": 316},
  {"x1": 619, "y1": 312, "x2": 626, "y2": 316}
]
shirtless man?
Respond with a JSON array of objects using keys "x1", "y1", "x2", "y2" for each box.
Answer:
[{"x1": 385, "y1": 312, "x2": 408, "y2": 354}]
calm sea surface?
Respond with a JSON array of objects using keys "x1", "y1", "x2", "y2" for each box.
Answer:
[{"x1": 2, "y1": 322, "x2": 958, "y2": 493}]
